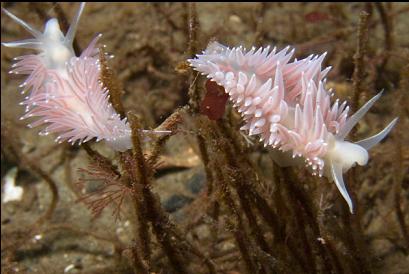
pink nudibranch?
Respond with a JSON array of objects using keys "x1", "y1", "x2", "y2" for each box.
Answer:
[
  {"x1": 188, "y1": 41, "x2": 398, "y2": 213},
  {"x1": 2, "y1": 3, "x2": 170, "y2": 152}
]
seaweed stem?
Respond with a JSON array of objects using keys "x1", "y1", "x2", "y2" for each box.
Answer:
[
  {"x1": 394, "y1": 64, "x2": 409, "y2": 249},
  {"x1": 82, "y1": 143, "x2": 121, "y2": 177},
  {"x1": 352, "y1": 11, "x2": 369, "y2": 116},
  {"x1": 374, "y1": 3, "x2": 394, "y2": 79},
  {"x1": 128, "y1": 112, "x2": 189, "y2": 274},
  {"x1": 253, "y1": 3, "x2": 268, "y2": 46},
  {"x1": 186, "y1": 2, "x2": 201, "y2": 112},
  {"x1": 99, "y1": 47, "x2": 126, "y2": 118},
  {"x1": 345, "y1": 12, "x2": 373, "y2": 274}
]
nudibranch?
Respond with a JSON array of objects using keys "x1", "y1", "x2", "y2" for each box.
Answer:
[
  {"x1": 2, "y1": 3, "x2": 169, "y2": 152},
  {"x1": 188, "y1": 42, "x2": 398, "y2": 213}
]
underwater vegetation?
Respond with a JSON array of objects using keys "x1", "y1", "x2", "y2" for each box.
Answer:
[{"x1": 1, "y1": 2, "x2": 409, "y2": 274}]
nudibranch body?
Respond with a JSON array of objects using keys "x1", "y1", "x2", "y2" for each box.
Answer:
[
  {"x1": 188, "y1": 42, "x2": 398, "y2": 213},
  {"x1": 2, "y1": 3, "x2": 168, "y2": 152}
]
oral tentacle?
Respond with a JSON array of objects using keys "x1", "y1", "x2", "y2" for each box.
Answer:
[
  {"x1": 2, "y1": 39, "x2": 42, "y2": 49},
  {"x1": 355, "y1": 117, "x2": 398, "y2": 150},
  {"x1": 1, "y1": 7, "x2": 42, "y2": 38},
  {"x1": 330, "y1": 161, "x2": 354, "y2": 213}
]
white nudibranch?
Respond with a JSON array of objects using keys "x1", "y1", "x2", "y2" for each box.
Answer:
[
  {"x1": 188, "y1": 41, "x2": 398, "y2": 213},
  {"x1": 2, "y1": 3, "x2": 170, "y2": 152}
]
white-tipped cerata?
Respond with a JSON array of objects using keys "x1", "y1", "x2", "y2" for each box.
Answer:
[
  {"x1": 188, "y1": 41, "x2": 398, "y2": 212},
  {"x1": 2, "y1": 3, "x2": 170, "y2": 152}
]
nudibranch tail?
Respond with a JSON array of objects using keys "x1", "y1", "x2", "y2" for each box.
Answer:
[{"x1": 188, "y1": 41, "x2": 398, "y2": 213}]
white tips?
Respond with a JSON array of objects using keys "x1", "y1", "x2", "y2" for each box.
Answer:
[
  {"x1": 254, "y1": 118, "x2": 266, "y2": 128},
  {"x1": 215, "y1": 72, "x2": 224, "y2": 81},
  {"x1": 270, "y1": 114, "x2": 280, "y2": 123},
  {"x1": 183, "y1": 41, "x2": 397, "y2": 217},
  {"x1": 254, "y1": 109, "x2": 263, "y2": 118},
  {"x1": 331, "y1": 162, "x2": 354, "y2": 213},
  {"x1": 244, "y1": 98, "x2": 252, "y2": 107},
  {"x1": 253, "y1": 97, "x2": 262, "y2": 105}
]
